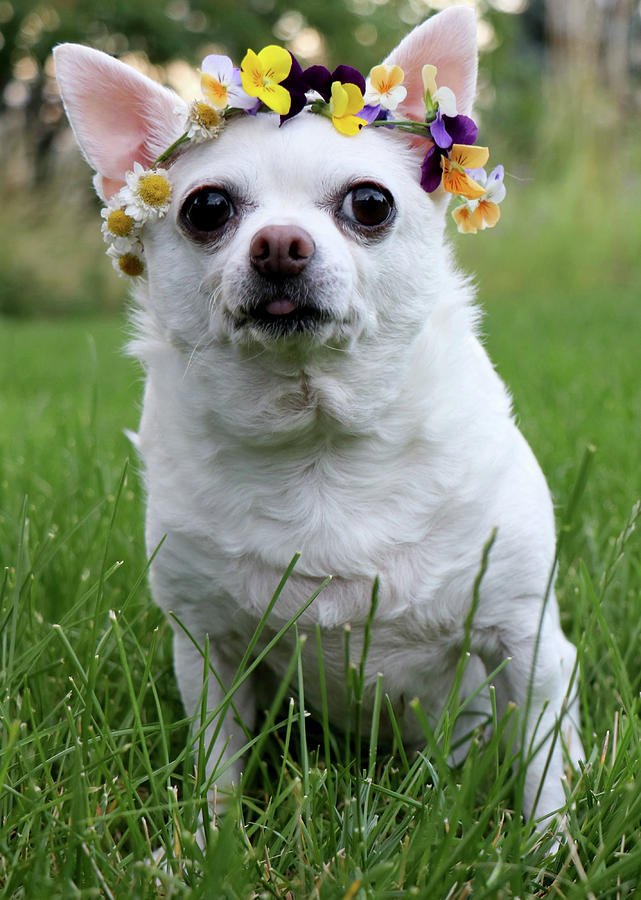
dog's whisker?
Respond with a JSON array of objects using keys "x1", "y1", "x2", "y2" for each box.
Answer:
[
  {"x1": 324, "y1": 342, "x2": 351, "y2": 355},
  {"x1": 206, "y1": 283, "x2": 223, "y2": 318},
  {"x1": 183, "y1": 335, "x2": 215, "y2": 379},
  {"x1": 183, "y1": 343, "x2": 202, "y2": 379},
  {"x1": 236, "y1": 346, "x2": 269, "y2": 365}
]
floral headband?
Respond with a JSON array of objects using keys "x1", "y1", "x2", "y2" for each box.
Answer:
[{"x1": 103, "y1": 45, "x2": 506, "y2": 278}]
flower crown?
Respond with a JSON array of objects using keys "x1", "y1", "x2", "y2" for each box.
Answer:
[{"x1": 103, "y1": 45, "x2": 506, "y2": 278}]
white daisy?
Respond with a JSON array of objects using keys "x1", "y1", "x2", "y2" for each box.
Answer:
[
  {"x1": 120, "y1": 162, "x2": 173, "y2": 223},
  {"x1": 106, "y1": 240, "x2": 146, "y2": 278},
  {"x1": 100, "y1": 196, "x2": 139, "y2": 245},
  {"x1": 185, "y1": 100, "x2": 225, "y2": 143}
]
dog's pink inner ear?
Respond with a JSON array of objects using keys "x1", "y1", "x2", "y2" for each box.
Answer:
[
  {"x1": 383, "y1": 6, "x2": 478, "y2": 123},
  {"x1": 54, "y1": 44, "x2": 184, "y2": 200}
]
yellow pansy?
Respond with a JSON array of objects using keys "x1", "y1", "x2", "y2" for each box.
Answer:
[
  {"x1": 452, "y1": 204, "x2": 478, "y2": 234},
  {"x1": 365, "y1": 64, "x2": 407, "y2": 110},
  {"x1": 240, "y1": 45, "x2": 292, "y2": 115},
  {"x1": 471, "y1": 199, "x2": 501, "y2": 229},
  {"x1": 201, "y1": 72, "x2": 229, "y2": 110},
  {"x1": 441, "y1": 145, "x2": 489, "y2": 200},
  {"x1": 329, "y1": 81, "x2": 367, "y2": 136}
]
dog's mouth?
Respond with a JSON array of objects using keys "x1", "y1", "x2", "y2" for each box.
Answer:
[{"x1": 233, "y1": 289, "x2": 331, "y2": 338}]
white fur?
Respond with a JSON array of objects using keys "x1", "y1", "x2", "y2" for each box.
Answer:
[{"x1": 55, "y1": 6, "x2": 583, "y2": 828}]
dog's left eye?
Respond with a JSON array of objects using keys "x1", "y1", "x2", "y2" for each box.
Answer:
[
  {"x1": 341, "y1": 183, "x2": 394, "y2": 228},
  {"x1": 180, "y1": 188, "x2": 233, "y2": 237}
]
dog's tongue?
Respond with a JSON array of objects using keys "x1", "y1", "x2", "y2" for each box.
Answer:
[{"x1": 265, "y1": 298, "x2": 296, "y2": 316}]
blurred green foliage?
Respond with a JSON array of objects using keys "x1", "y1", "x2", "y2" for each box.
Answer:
[
  {"x1": 2, "y1": 0, "x2": 398, "y2": 77},
  {"x1": 1, "y1": 0, "x2": 538, "y2": 86}
]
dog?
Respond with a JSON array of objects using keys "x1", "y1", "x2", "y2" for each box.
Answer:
[{"x1": 54, "y1": 5, "x2": 583, "y2": 829}]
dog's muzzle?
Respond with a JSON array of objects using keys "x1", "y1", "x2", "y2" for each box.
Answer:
[{"x1": 233, "y1": 225, "x2": 331, "y2": 337}]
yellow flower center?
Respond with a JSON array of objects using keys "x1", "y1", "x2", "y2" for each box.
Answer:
[
  {"x1": 119, "y1": 253, "x2": 145, "y2": 277},
  {"x1": 193, "y1": 101, "x2": 222, "y2": 128},
  {"x1": 137, "y1": 173, "x2": 171, "y2": 208},
  {"x1": 107, "y1": 209, "x2": 135, "y2": 237}
]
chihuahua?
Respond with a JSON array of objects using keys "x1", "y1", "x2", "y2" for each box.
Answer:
[{"x1": 54, "y1": 5, "x2": 583, "y2": 827}]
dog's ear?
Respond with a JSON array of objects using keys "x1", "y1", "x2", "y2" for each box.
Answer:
[
  {"x1": 54, "y1": 44, "x2": 186, "y2": 200},
  {"x1": 384, "y1": 6, "x2": 477, "y2": 121}
]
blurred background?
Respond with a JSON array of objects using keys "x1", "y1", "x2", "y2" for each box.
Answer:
[{"x1": 0, "y1": 0, "x2": 639, "y2": 316}]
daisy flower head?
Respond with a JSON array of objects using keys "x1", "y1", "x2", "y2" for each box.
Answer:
[
  {"x1": 186, "y1": 99, "x2": 225, "y2": 143},
  {"x1": 121, "y1": 163, "x2": 173, "y2": 223},
  {"x1": 100, "y1": 197, "x2": 138, "y2": 245},
  {"x1": 106, "y1": 240, "x2": 146, "y2": 278}
]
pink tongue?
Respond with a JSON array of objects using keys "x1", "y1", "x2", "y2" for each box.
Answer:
[{"x1": 266, "y1": 298, "x2": 296, "y2": 316}]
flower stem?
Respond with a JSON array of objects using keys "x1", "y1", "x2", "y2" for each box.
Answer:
[
  {"x1": 152, "y1": 133, "x2": 190, "y2": 166},
  {"x1": 369, "y1": 119, "x2": 432, "y2": 137},
  {"x1": 309, "y1": 99, "x2": 333, "y2": 120}
]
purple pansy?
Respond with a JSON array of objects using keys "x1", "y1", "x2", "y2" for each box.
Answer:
[
  {"x1": 360, "y1": 104, "x2": 392, "y2": 125},
  {"x1": 429, "y1": 110, "x2": 453, "y2": 149},
  {"x1": 280, "y1": 52, "x2": 311, "y2": 124},
  {"x1": 303, "y1": 64, "x2": 366, "y2": 102},
  {"x1": 420, "y1": 114, "x2": 479, "y2": 193}
]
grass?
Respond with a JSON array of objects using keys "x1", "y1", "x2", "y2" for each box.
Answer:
[{"x1": 1, "y1": 174, "x2": 641, "y2": 897}]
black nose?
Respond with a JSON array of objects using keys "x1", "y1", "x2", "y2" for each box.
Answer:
[{"x1": 249, "y1": 225, "x2": 315, "y2": 277}]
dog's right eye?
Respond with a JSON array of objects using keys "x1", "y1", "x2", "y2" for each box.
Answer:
[
  {"x1": 180, "y1": 188, "x2": 233, "y2": 237},
  {"x1": 341, "y1": 183, "x2": 394, "y2": 229}
]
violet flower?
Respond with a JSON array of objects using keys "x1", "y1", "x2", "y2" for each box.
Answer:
[
  {"x1": 303, "y1": 64, "x2": 366, "y2": 102},
  {"x1": 280, "y1": 52, "x2": 311, "y2": 124},
  {"x1": 420, "y1": 114, "x2": 479, "y2": 193},
  {"x1": 360, "y1": 104, "x2": 392, "y2": 125}
]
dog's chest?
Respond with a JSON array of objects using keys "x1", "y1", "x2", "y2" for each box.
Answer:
[
  {"x1": 146, "y1": 446, "x2": 491, "y2": 669},
  {"x1": 140, "y1": 340, "x2": 527, "y2": 661},
  {"x1": 145, "y1": 416, "x2": 482, "y2": 601}
]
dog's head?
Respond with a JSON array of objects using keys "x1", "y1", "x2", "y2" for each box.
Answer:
[{"x1": 54, "y1": 8, "x2": 478, "y2": 357}]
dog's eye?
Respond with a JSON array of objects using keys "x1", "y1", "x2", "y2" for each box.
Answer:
[
  {"x1": 180, "y1": 188, "x2": 233, "y2": 236},
  {"x1": 342, "y1": 184, "x2": 394, "y2": 228}
]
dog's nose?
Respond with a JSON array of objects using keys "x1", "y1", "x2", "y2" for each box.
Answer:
[{"x1": 250, "y1": 225, "x2": 315, "y2": 277}]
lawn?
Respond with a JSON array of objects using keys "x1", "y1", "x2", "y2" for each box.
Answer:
[{"x1": 1, "y1": 199, "x2": 641, "y2": 896}]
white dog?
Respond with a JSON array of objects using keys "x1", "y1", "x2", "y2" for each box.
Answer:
[{"x1": 54, "y1": 6, "x2": 583, "y2": 827}]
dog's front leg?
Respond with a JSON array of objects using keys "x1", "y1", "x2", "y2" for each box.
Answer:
[
  {"x1": 484, "y1": 604, "x2": 584, "y2": 825},
  {"x1": 172, "y1": 626, "x2": 256, "y2": 812}
]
